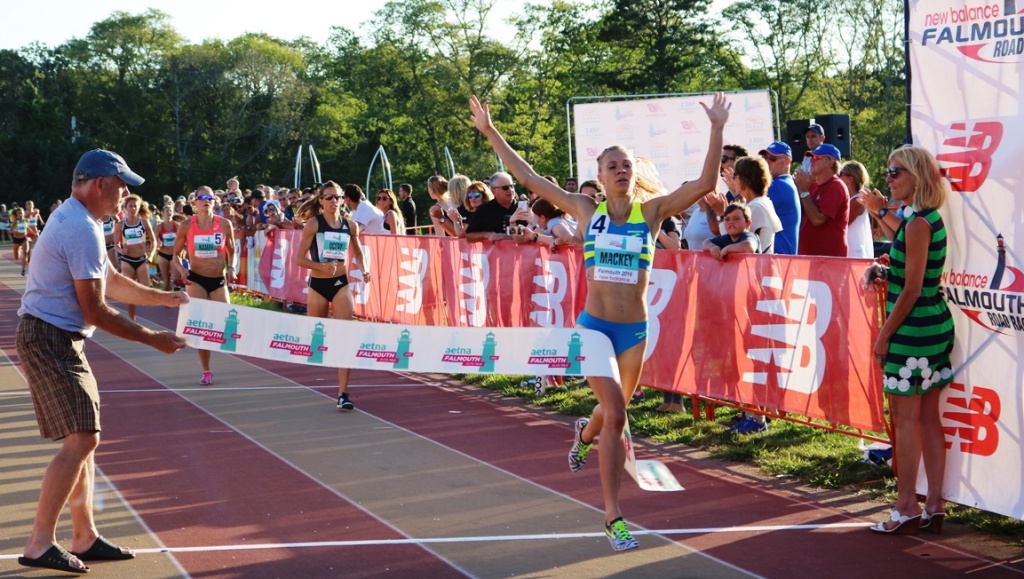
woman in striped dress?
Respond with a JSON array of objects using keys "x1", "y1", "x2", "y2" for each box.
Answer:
[{"x1": 866, "y1": 145, "x2": 954, "y2": 535}]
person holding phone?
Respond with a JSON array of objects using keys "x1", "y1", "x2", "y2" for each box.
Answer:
[{"x1": 464, "y1": 172, "x2": 534, "y2": 243}]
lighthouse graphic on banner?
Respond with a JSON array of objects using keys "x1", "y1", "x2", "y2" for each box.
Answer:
[
  {"x1": 309, "y1": 322, "x2": 327, "y2": 365},
  {"x1": 481, "y1": 332, "x2": 497, "y2": 373},
  {"x1": 221, "y1": 309, "x2": 239, "y2": 352},
  {"x1": 567, "y1": 332, "x2": 583, "y2": 375},
  {"x1": 393, "y1": 329, "x2": 412, "y2": 370}
]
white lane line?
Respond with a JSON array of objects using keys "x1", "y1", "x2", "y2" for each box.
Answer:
[
  {"x1": 92, "y1": 465, "x2": 193, "y2": 579},
  {"x1": 0, "y1": 522, "x2": 873, "y2": 560}
]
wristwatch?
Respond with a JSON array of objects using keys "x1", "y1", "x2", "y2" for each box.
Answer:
[
  {"x1": 877, "y1": 208, "x2": 889, "y2": 218},
  {"x1": 800, "y1": 191, "x2": 811, "y2": 199}
]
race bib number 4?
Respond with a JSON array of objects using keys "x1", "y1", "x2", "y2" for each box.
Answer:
[{"x1": 592, "y1": 234, "x2": 642, "y2": 284}]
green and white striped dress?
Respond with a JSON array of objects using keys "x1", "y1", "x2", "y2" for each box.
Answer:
[{"x1": 883, "y1": 206, "x2": 955, "y2": 396}]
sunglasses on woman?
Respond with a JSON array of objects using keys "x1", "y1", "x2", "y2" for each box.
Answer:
[
  {"x1": 321, "y1": 194, "x2": 340, "y2": 201},
  {"x1": 467, "y1": 192, "x2": 482, "y2": 199},
  {"x1": 377, "y1": 196, "x2": 390, "y2": 201}
]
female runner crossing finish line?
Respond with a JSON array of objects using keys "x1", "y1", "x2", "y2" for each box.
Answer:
[{"x1": 470, "y1": 92, "x2": 730, "y2": 551}]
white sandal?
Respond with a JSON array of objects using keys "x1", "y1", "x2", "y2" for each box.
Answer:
[{"x1": 869, "y1": 508, "x2": 921, "y2": 535}]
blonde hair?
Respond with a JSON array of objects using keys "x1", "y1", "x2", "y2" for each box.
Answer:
[
  {"x1": 841, "y1": 160, "x2": 871, "y2": 193},
  {"x1": 448, "y1": 174, "x2": 471, "y2": 208},
  {"x1": 633, "y1": 157, "x2": 666, "y2": 202},
  {"x1": 888, "y1": 146, "x2": 948, "y2": 210}
]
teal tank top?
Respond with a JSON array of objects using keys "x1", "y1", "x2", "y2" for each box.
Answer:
[{"x1": 583, "y1": 201, "x2": 654, "y2": 284}]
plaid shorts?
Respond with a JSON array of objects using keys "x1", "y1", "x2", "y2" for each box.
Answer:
[{"x1": 16, "y1": 315, "x2": 100, "y2": 440}]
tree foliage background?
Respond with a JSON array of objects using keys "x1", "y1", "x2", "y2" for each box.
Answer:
[{"x1": 0, "y1": 0, "x2": 906, "y2": 222}]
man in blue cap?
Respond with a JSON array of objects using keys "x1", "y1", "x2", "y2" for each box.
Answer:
[
  {"x1": 16, "y1": 149, "x2": 189, "y2": 574},
  {"x1": 794, "y1": 143, "x2": 849, "y2": 257},
  {"x1": 800, "y1": 123, "x2": 826, "y2": 174},
  {"x1": 758, "y1": 141, "x2": 801, "y2": 255}
]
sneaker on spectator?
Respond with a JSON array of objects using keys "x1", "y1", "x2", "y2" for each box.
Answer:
[
  {"x1": 732, "y1": 417, "x2": 768, "y2": 434},
  {"x1": 568, "y1": 418, "x2": 592, "y2": 473},
  {"x1": 605, "y1": 517, "x2": 639, "y2": 551},
  {"x1": 630, "y1": 389, "x2": 645, "y2": 404}
]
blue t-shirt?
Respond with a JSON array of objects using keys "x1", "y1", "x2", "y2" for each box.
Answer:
[
  {"x1": 18, "y1": 197, "x2": 107, "y2": 336},
  {"x1": 767, "y1": 174, "x2": 800, "y2": 255},
  {"x1": 708, "y1": 231, "x2": 760, "y2": 252}
]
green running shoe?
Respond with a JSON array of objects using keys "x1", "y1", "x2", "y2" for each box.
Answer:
[
  {"x1": 605, "y1": 517, "x2": 639, "y2": 551},
  {"x1": 568, "y1": 418, "x2": 591, "y2": 473}
]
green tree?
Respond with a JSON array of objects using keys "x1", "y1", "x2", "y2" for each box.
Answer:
[
  {"x1": 597, "y1": 0, "x2": 724, "y2": 94},
  {"x1": 823, "y1": 0, "x2": 906, "y2": 178},
  {"x1": 722, "y1": 0, "x2": 840, "y2": 122}
]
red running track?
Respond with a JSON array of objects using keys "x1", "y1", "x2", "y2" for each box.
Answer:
[{"x1": 2, "y1": 267, "x2": 1022, "y2": 577}]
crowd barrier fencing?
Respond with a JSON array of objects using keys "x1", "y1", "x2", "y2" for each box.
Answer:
[{"x1": 232, "y1": 229, "x2": 889, "y2": 442}]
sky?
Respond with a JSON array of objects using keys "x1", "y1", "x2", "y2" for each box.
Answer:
[
  {"x1": 0, "y1": 0, "x2": 525, "y2": 50},
  {"x1": 1, "y1": 0, "x2": 735, "y2": 51}
]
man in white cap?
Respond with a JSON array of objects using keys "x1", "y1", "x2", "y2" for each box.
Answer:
[
  {"x1": 794, "y1": 143, "x2": 849, "y2": 257},
  {"x1": 16, "y1": 149, "x2": 188, "y2": 574}
]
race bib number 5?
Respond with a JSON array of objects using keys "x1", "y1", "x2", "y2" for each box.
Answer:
[{"x1": 193, "y1": 233, "x2": 222, "y2": 259}]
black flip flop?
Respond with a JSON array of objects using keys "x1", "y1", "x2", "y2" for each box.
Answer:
[
  {"x1": 18, "y1": 544, "x2": 90, "y2": 574},
  {"x1": 71, "y1": 536, "x2": 136, "y2": 561}
]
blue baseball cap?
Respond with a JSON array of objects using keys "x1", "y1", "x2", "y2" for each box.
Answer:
[
  {"x1": 805, "y1": 123, "x2": 825, "y2": 136},
  {"x1": 804, "y1": 143, "x2": 842, "y2": 160},
  {"x1": 758, "y1": 141, "x2": 792, "y2": 158},
  {"x1": 73, "y1": 149, "x2": 144, "y2": 186}
]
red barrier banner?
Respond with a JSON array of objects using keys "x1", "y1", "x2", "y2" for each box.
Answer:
[
  {"x1": 259, "y1": 233, "x2": 884, "y2": 431},
  {"x1": 350, "y1": 234, "x2": 448, "y2": 326},
  {"x1": 640, "y1": 252, "x2": 884, "y2": 432},
  {"x1": 440, "y1": 241, "x2": 586, "y2": 328},
  {"x1": 257, "y1": 229, "x2": 310, "y2": 304}
]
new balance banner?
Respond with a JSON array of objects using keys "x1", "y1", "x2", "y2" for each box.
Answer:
[{"x1": 910, "y1": 0, "x2": 1024, "y2": 518}]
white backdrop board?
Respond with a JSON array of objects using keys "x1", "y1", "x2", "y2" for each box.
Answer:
[
  {"x1": 571, "y1": 90, "x2": 776, "y2": 188},
  {"x1": 910, "y1": 0, "x2": 1024, "y2": 519}
]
